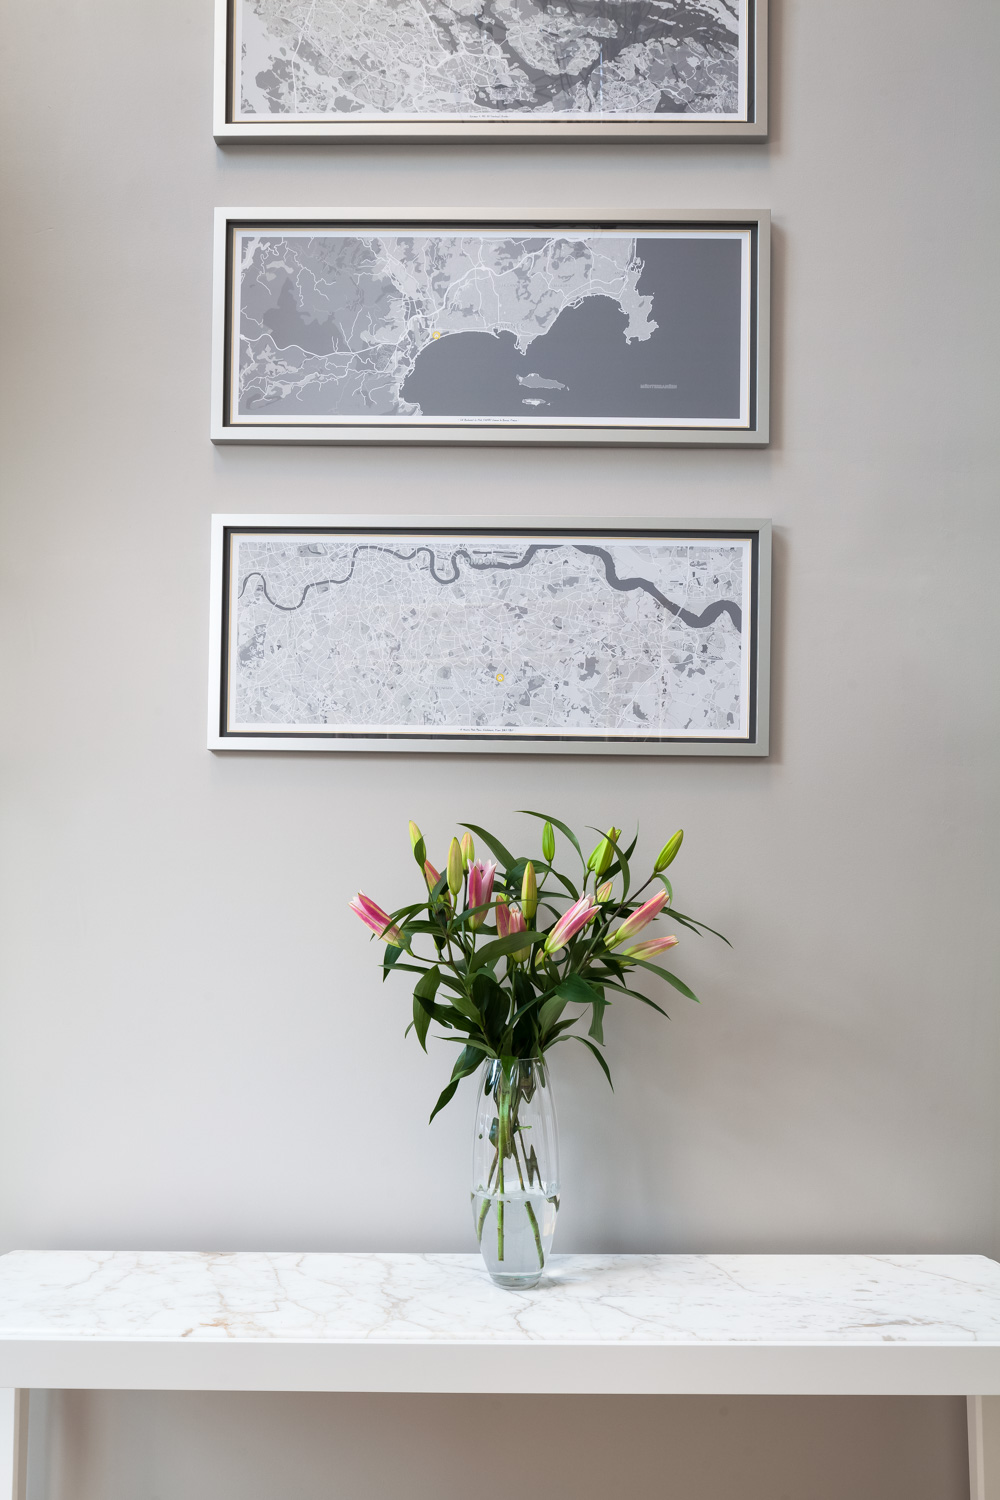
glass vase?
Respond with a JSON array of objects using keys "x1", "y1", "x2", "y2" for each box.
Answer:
[{"x1": 471, "y1": 1057, "x2": 560, "y2": 1289}]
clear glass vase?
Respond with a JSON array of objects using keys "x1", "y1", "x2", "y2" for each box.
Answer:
[{"x1": 471, "y1": 1057, "x2": 560, "y2": 1289}]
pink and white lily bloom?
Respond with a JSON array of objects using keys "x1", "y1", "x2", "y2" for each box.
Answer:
[
  {"x1": 619, "y1": 934, "x2": 679, "y2": 961},
  {"x1": 544, "y1": 894, "x2": 599, "y2": 954},
  {"x1": 467, "y1": 859, "x2": 497, "y2": 929},
  {"x1": 349, "y1": 892, "x2": 404, "y2": 948},
  {"x1": 606, "y1": 889, "x2": 670, "y2": 949}
]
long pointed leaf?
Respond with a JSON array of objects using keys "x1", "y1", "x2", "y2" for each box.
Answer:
[
  {"x1": 668, "y1": 908, "x2": 732, "y2": 946},
  {"x1": 460, "y1": 823, "x2": 516, "y2": 871},
  {"x1": 570, "y1": 1034, "x2": 614, "y2": 1090},
  {"x1": 469, "y1": 930, "x2": 542, "y2": 973},
  {"x1": 625, "y1": 957, "x2": 701, "y2": 1002}
]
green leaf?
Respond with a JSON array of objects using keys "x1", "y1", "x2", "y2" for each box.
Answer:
[
  {"x1": 667, "y1": 908, "x2": 732, "y2": 946},
  {"x1": 569, "y1": 1034, "x2": 614, "y2": 1090},
  {"x1": 537, "y1": 992, "x2": 570, "y2": 1034},
  {"x1": 460, "y1": 823, "x2": 516, "y2": 871},
  {"x1": 469, "y1": 931, "x2": 542, "y2": 973},
  {"x1": 588, "y1": 995, "x2": 609, "y2": 1045},
  {"x1": 544, "y1": 867, "x2": 581, "y2": 902},
  {"x1": 429, "y1": 1079, "x2": 460, "y2": 1123},
  {"x1": 382, "y1": 942, "x2": 408, "y2": 979},
  {"x1": 602, "y1": 982, "x2": 671, "y2": 1018},
  {"x1": 449, "y1": 990, "x2": 484, "y2": 1026},
  {"x1": 625, "y1": 957, "x2": 701, "y2": 1002},
  {"x1": 451, "y1": 1044, "x2": 487, "y2": 1081},
  {"x1": 473, "y1": 971, "x2": 509, "y2": 1041},
  {"x1": 517, "y1": 810, "x2": 586, "y2": 871},
  {"x1": 552, "y1": 973, "x2": 601, "y2": 1007},
  {"x1": 412, "y1": 967, "x2": 442, "y2": 1052}
]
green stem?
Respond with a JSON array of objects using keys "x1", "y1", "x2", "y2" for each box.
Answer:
[
  {"x1": 524, "y1": 1200, "x2": 545, "y2": 1270},
  {"x1": 512, "y1": 1130, "x2": 544, "y2": 1271},
  {"x1": 476, "y1": 1146, "x2": 499, "y2": 1244}
]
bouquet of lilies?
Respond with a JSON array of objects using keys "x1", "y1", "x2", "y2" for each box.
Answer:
[{"x1": 349, "y1": 812, "x2": 725, "y2": 1123}]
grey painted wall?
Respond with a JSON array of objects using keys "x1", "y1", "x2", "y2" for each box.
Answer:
[{"x1": 1, "y1": 1, "x2": 997, "y2": 1496}]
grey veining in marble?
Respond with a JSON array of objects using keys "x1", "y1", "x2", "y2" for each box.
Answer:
[{"x1": 0, "y1": 1252, "x2": 998, "y2": 1348}]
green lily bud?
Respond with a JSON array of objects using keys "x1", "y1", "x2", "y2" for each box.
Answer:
[
  {"x1": 409, "y1": 820, "x2": 426, "y2": 867},
  {"x1": 654, "y1": 830, "x2": 683, "y2": 872},
  {"x1": 542, "y1": 821, "x2": 556, "y2": 863},
  {"x1": 596, "y1": 880, "x2": 613, "y2": 903},
  {"x1": 588, "y1": 826, "x2": 621, "y2": 878},
  {"x1": 521, "y1": 861, "x2": 538, "y2": 923},
  {"x1": 447, "y1": 837, "x2": 464, "y2": 897},
  {"x1": 460, "y1": 831, "x2": 475, "y2": 870}
]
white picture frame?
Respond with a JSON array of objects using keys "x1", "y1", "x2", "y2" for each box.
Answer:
[
  {"x1": 211, "y1": 208, "x2": 770, "y2": 447},
  {"x1": 208, "y1": 514, "x2": 771, "y2": 756},
  {"x1": 214, "y1": 0, "x2": 767, "y2": 144}
]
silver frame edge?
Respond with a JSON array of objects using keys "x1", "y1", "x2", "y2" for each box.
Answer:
[
  {"x1": 210, "y1": 208, "x2": 771, "y2": 448},
  {"x1": 213, "y1": 0, "x2": 768, "y2": 143},
  {"x1": 207, "y1": 513, "x2": 772, "y2": 757}
]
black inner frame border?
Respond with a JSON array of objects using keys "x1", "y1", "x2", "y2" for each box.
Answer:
[
  {"x1": 222, "y1": 217, "x2": 761, "y2": 432},
  {"x1": 225, "y1": 0, "x2": 758, "y2": 128},
  {"x1": 218, "y1": 524, "x2": 761, "y2": 745}
]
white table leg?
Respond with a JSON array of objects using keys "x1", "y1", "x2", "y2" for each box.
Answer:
[
  {"x1": 0, "y1": 1391, "x2": 27, "y2": 1500},
  {"x1": 969, "y1": 1396, "x2": 1000, "y2": 1500}
]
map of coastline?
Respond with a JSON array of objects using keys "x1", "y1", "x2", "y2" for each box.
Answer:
[
  {"x1": 230, "y1": 536, "x2": 749, "y2": 738},
  {"x1": 235, "y1": 231, "x2": 746, "y2": 423},
  {"x1": 236, "y1": 0, "x2": 743, "y2": 120}
]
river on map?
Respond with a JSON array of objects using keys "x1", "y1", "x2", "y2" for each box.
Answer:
[{"x1": 401, "y1": 236, "x2": 745, "y2": 422}]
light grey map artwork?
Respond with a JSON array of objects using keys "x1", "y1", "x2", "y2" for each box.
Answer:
[
  {"x1": 235, "y1": 1, "x2": 746, "y2": 121},
  {"x1": 232, "y1": 229, "x2": 749, "y2": 427},
  {"x1": 228, "y1": 533, "x2": 751, "y2": 740}
]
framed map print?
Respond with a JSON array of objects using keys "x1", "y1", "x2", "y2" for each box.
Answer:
[
  {"x1": 211, "y1": 209, "x2": 770, "y2": 446},
  {"x1": 208, "y1": 515, "x2": 771, "y2": 755},
  {"x1": 214, "y1": 0, "x2": 767, "y2": 143}
]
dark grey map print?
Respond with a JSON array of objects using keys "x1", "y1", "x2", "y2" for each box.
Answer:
[
  {"x1": 236, "y1": 0, "x2": 744, "y2": 120},
  {"x1": 230, "y1": 535, "x2": 751, "y2": 738},
  {"x1": 233, "y1": 231, "x2": 748, "y2": 425}
]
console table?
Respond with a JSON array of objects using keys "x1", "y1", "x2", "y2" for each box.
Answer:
[{"x1": 0, "y1": 1251, "x2": 997, "y2": 1499}]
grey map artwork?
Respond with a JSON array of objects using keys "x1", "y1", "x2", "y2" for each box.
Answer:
[
  {"x1": 233, "y1": 230, "x2": 747, "y2": 425},
  {"x1": 229, "y1": 534, "x2": 750, "y2": 739},
  {"x1": 235, "y1": 0, "x2": 745, "y2": 121}
]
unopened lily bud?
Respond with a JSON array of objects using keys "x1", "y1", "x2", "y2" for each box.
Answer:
[
  {"x1": 596, "y1": 880, "x2": 613, "y2": 903},
  {"x1": 495, "y1": 891, "x2": 510, "y2": 939},
  {"x1": 654, "y1": 830, "x2": 683, "y2": 873},
  {"x1": 460, "y1": 831, "x2": 475, "y2": 870},
  {"x1": 447, "y1": 837, "x2": 464, "y2": 897},
  {"x1": 423, "y1": 859, "x2": 441, "y2": 892},
  {"x1": 521, "y1": 861, "x2": 538, "y2": 923},
  {"x1": 542, "y1": 821, "x2": 556, "y2": 863},
  {"x1": 409, "y1": 820, "x2": 426, "y2": 866},
  {"x1": 588, "y1": 826, "x2": 621, "y2": 878}
]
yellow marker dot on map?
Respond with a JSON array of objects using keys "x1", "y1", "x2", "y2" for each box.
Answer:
[
  {"x1": 496, "y1": 672, "x2": 505, "y2": 683},
  {"x1": 432, "y1": 331, "x2": 442, "y2": 339}
]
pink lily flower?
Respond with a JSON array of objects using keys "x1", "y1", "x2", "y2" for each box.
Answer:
[
  {"x1": 467, "y1": 859, "x2": 497, "y2": 929},
  {"x1": 506, "y1": 903, "x2": 531, "y2": 963},
  {"x1": 349, "y1": 892, "x2": 404, "y2": 948},
  {"x1": 619, "y1": 935, "x2": 679, "y2": 961},
  {"x1": 544, "y1": 894, "x2": 598, "y2": 954},
  {"x1": 606, "y1": 889, "x2": 670, "y2": 949}
]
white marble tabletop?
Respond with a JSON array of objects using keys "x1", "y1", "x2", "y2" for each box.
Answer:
[{"x1": 0, "y1": 1252, "x2": 998, "y2": 1395}]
